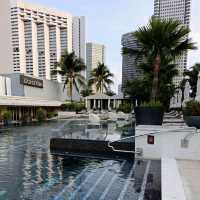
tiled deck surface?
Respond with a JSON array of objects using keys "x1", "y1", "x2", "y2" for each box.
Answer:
[{"x1": 178, "y1": 160, "x2": 200, "y2": 200}]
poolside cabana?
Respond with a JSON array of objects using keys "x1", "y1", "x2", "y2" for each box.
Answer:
[
  {"x1": 0, "y1": 95, "x2": 63, "y2": 121},
  {"x1": 85, "y1": 93, "x2": 126, "y2": 110}
]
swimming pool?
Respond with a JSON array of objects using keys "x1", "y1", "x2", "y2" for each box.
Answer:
[{"x1": 0, "y1": 120, "x2": 161, "y2": 200}]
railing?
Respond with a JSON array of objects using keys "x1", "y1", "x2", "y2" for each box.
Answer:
[
  {"x1": 108, "y1": 136, "x2": 136, "y2": 154},
  {"x1": 108, "y1": 132, "x2": 158, "y2": 155},
  {"x1": 108, "y1": 126, "x2": 199, "y2": 155}
]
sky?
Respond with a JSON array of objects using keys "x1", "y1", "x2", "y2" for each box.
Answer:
[{"x1": 26, "y1": 0, "x2": 200, "y2": 92}]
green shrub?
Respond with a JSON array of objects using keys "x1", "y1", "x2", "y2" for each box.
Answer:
[
  {"x1": 75, "y1": 103, "x2": 85, "y2": 113},
  {"x1": 47, "y1": 111, "x2": 58, "y2": 118},
  {"x1": 47, "y1": 112, "x2": 54, "y2": 119},
  {"x1": 36, "y1": 108, "x2": 47, "y2": 122},
  {"x1": 117, "y1": 103, "x2": 132, "y2": 113},
  {"x1": 61, "y1": 102, "x2": 85, "y2": 112},
  {"x1": 140, "y1": 101, "x2": 163, "y2": 108},
  {"x1": 3, "y1": 111, "x2": 12, "y2": 121},
  {"x1": 183, "y1": 100, "x2": 200, "y2": 116}
]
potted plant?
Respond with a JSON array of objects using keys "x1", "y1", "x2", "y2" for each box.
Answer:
[
  {"x1": 3, "y1": 111, "x2": 12, "y2": 126},
  {"x1": 36, "y1": 108, "x2": 47, "y2": 122},
  {"x1": 134, "y1": 101, "x2": 164, "y2": 125},
  {"x1": 183, "y1": 100, "x2": 200, "y2": 128}
]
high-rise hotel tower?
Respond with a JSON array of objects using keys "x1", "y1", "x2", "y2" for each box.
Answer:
[
  {"x1": 0, "y1": 0, "x2": 85, "y2": 82},
  {"x1": 86, "y1": 43, "x2": 106, "y2": 81},
  {"x1": 73, "y1": 16, "x2": 86, "y2": 63},
  {"x1": 121, "y1": 32, "x2": 142, "y2": 88},
  {"x1": 154, "y1": 0, "x2": 191, "y2": 84}
]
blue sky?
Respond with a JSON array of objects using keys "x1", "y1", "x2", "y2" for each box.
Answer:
[{"x1": 27, "y1": 0, "x2": 200, "y2": 91}]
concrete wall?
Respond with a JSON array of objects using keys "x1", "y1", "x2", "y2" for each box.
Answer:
[
  {"x1": 50, "y1": 138, "x2": 134, "y2": 159},
  {"x1": 0, "y1": 76, "x2": 12, "y2": 96},
  {"x1": 135, "y1": 125, "x2": 200, "y2": 160},
  {"x1": 4, "y1": 73, "x2": 25, "y2": 96}
]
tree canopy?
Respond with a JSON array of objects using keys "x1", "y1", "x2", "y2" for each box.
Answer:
[
  {"x1": 123, "y1": 17, "x2": 197, "y2": 103},
  {"x1": 89, "y1": 63, "x2": 114, "y2": 93},
  {"x1": 52, "y1": 51, "x2": 86, "y2": 101}
]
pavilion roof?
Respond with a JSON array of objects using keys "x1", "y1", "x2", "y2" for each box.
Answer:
[
  {"x1": 85, "y1": 93, "x2": 110, "y2": 100},
  {"x1": 85, "y1": 93, "x2": 124, "y2": 100}
]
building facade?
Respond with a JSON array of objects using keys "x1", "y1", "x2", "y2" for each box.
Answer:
[
  {"x1": 0, "y1": 73, "x2": 80, "y2": 101},
  {"x1": 118, "y1": 84, "x2": 123, "y2": 96},
  {"x1": 72, "y1": 16, "x2": 86, "y2": 62},
  {"x1": 121, "y1": 32, "x2": 142, "y2": 89},
  {"x1": 154, "y1": 0, "x2": 191, "y2": 85},
  {"x1": 72, "y1": 16, "x2": 86, "y2": 78},
  {"x1": 0, "y1": 73, "x2": 81, "y2": 122},
  {"x1": 86, "y1": 43, "x2": 106, "y2": 81},
  {"x1": 0, "y1": 0, "x2": 85, "y2": 82}
]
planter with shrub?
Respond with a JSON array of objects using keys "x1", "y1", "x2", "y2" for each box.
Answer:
[
  {"x1": 61, "y1": 102, "x2": 85, "y2": 113},
  {"x1": 134, "y1": 101, "x2": 164, "y2": 125},
  {"x1": 117, "y1": 103, "x2": 132, "y2": 114},
  {"x1": 3, "y1": 111, "x2": 12, "y2": 126},
  {"x1": 36, "y1": 108, "x2": 47, "y2": 122},
  {"x1": 183, "y1": 100, "x2": 200, "y2": 128},
  {"x1": 47, "y1": 111, "x2": 58, "y2": 119}
]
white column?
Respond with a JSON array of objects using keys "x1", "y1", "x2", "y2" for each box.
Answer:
[
  {"x1": 18, "y1": 19, "x2": 26, "y2": 74},
  {"x1": 98, "y1": 100, "x2": 100, "y2": 109},
  {"x1": 116, "y1": 100, "x2": 120, "y2": 108},
  {"x1": 108, "y1": 98, "x2": 111, "y2": 111},
  {"x1": 56, "y1": 26, "x2": 62, "y2": 82},
  {"x1": 32, "y1": 21, "x2": 38, "y2": 77},
  {"x1": 44, "y1": 23, "x2": 50, "y2": 80},
  {"x1": 66, "y1": 16, "x2": 73, "y2": 53},
  {"x1": 56, "y1": 26, "x2": 61, "y2": 61},
  {"x1": 113, "y1": 99, "x2": 116, "y2": 109},
  {"x1": 93, "y1": 99, "x2": 96, "y2": 109}
]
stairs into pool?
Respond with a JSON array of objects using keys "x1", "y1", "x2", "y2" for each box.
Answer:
[{"x1": 33, "y1": 159, "x2": 161, "y2": 200}]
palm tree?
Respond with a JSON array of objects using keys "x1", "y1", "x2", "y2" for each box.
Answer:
[
  {"x1": 124, "y1": 78, "x2": 151, "y2": 104},
  {"x1": 124, "y1": 58, "x2": 179, "y2": 109},
  {"x1": 106, "y1": 90, "x2": 116, "y2": 96},
  {"x1": 183, "y1": 63, "x2": 200, "y2": 99},
  {"x1": 52, "y1": 51, "x2": 86, "y2": 102},
  {"x1": 80, "y1": 82, "x2": 93, "y2": 97},
  {"x1": 123, "y1": 17, "x2": 197, "y2": 102},
  {"x1": 89, "y1": 63, "x2": 114, "y2": 93}
]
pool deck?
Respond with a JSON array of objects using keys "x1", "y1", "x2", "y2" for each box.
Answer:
[
  {"x1": 178, "y1": 160, "x2": 200, "y2": 200},
  {"x1": 162, "y1": 158, "x2": 186, "y2": 200},
  {"x1": 135, "y1": 124, "x2": 200, "y2": 200}
]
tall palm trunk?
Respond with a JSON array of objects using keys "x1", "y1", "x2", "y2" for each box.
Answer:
[
  {"x1": 69, "y1": 79, "x2": 73, "y2": 102},
  {"x1": 151, "y1": 55, "x2": 161, "y2": 102}
]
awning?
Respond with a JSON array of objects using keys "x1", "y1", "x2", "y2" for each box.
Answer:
[{"x1": 0, "y1": 96, "x2": 64, "y2": 107}]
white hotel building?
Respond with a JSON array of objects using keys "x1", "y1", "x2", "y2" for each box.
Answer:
[
  {"x1": 154, "y1": 0, "x2": 191, "y2": 85},
  {"x1": 86, "y1": 43, "x2": 106, "y2": 81},
  {"x1": 0, "y1": 0, "x2": 85, "y2": 82}
]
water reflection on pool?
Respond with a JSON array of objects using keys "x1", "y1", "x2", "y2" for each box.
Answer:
[{"x1": 0, "y1": 119, "x2": 133, "y2": 200}]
